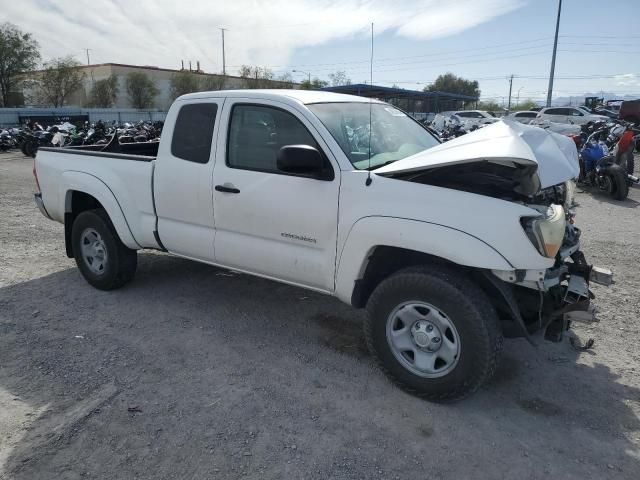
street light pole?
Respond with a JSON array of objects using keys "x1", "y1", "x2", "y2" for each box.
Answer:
[
  {"x1": 516, "y1": 86, "x2": 524, "y2": 107},
  {"x1": 546, "y1": 0, "x2": 562, "y2": 107},
  {"x1": 293, "y1": 69, "x2": 311, "y2": 84}
]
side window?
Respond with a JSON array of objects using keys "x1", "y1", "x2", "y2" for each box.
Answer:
[
  {"x1": 227, "y1": 104, "x2": 322, "y2": 173},
  {"x1": 171, "y1": 103, "x2": 218, "y2": 164},
  {"x1": 570, "y1": 109, "x2": 583, "y2": 116},
  {"x1": 545, "y1": 108, "x2": 562, "y2": 115}
]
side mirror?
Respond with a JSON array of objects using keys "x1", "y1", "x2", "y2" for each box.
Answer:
[{"x1": 277, "y1": 145, "x2": 332, "y2": 180}]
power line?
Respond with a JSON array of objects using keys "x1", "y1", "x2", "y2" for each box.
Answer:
[{"x1": 226, "y1": 37, "x2": 553, "y2": 70}]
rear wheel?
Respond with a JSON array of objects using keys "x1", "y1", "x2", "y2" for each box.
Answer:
[
  {"x1": 364, "y1": 266, "x2": 503, "y2": 402},
  {"x1": 626, "y1": 152, "x2": 635, "y2": 177},
  {"x1": 71, "y1": 209, "x2": 137, "y2": 290},
  {"x1": 607, "y1": 164, "x2": 629, "y2": 200}
]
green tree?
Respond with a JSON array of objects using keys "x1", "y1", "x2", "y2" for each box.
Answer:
[
  {"x1": 88, "y1": 74, "x2": 119, "y2": 107},
  {"x1": 273, "y1": 72, "x2": 294, "y2": 89},
  {"x1": 0, "y1": 23, "x2": 40, "y2": 107},
  {"x1": 299, "y1": 78, "x2": 328, "y2": 90},
  {"x1": 425, "y1": 72, "x2": 480, "y2": 99},
  {"x1": 328, "y1": 70, "x2": 351, "y2": 87},
  {"x1": 36, "y1": 56, "x2": 85, "y2": 107},
  {"x1": 200, "y1": 74, "x2": 225, "y2": 91},
  {"x1": 239, "y1": 65, "x2": 275, "y2": 89},
  {"x1": 477, "y1": 101, "x2": 503, "y2": 112},
  {"x1": 170, "y1": 71, "x2": 200, "y2": 99},
  {"x1": 126, "y1": 72, "x2": 158, "y2": 109}
]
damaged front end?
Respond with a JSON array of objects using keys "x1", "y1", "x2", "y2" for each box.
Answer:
[
  {"x1": 491, "y1": 198, "x2": 613, "y2": 343},
  {"x1": 374, "y1": 120, "x2": 612, "y2": 343},
  {"x1": 381, "y1": 160, "x2": 612, "y2": 343}
]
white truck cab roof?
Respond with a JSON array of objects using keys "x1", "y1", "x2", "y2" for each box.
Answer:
[{"x1": 178, "y1": 89, "x2": 378, "y2": 105}]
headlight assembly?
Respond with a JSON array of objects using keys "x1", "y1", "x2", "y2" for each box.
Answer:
[{"x1": 521, "y1": 204, "x2": 566, "y2": 258}]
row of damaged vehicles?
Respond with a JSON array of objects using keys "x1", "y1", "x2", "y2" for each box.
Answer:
[{"x1": 424, "y1": 107, "x2": 639, "y2": 200}]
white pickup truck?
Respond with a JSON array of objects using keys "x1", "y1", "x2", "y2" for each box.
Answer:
[{"x1": 34, "y1": 90, "x2": 611, "y2": 401}]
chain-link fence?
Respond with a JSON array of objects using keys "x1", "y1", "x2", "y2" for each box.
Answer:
[{"x1": 0, "y1": 108, "x2": 167, "y2": 128}]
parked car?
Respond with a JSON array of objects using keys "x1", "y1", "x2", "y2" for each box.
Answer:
[
  {"x1": 592, "y1": 107, "x2": 619, "y2": 119},
  {"x1": 452, "y1": 110, "x2": 499, "y2": 125},
  {"x1": 33, "y1": 90, "x2": 611, "y2": 402},
  {"x1": 504, "y1": 111, "x2": 538, "y2": 124},
  {"x1": 529, "y1": 119, "x2": 581, "y2": 136},
  {"x1": 618, "y1": 99, "x2": 640, "y2": 124},
  {"x1": 536, "y1": 107, "x2": 609, "y2": 125}
]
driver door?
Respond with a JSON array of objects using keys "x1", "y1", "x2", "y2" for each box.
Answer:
[{"x1": 211, "y1": 100, "x2": 340, "y2": 292}]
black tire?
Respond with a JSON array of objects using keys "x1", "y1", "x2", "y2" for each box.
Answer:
[
  {"x1": 71, "y1": 209, "x2": 137, "y2": 290},
  {"x1": 24, "y1": 141, "x2": 34, "y2": 157},
  {"x1": 627, "y1": 151, "x2": 635, "y2": 177},
  {"x1": 607, "y1": 164, "x2": 629, "y2": 200},
  {"x1": 364, "y1": 265, "x2": 503, "y2": 402}
]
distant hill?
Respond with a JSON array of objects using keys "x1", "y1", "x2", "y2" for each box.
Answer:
[{"x1": 536, "y1": 92, "x2": 639, "y2": 107}]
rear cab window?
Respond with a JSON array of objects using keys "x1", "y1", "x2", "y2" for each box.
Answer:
[{"x1": 171, "y1": 103, "x2": 218, "y2": 164}]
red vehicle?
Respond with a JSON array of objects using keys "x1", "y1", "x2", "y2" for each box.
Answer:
[{"x1": 619, "y1": 100, "x2": 640, "y2": 124}]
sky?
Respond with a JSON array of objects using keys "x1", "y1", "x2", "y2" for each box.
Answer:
[{"x1": 5, "y1": 0, "x2": 640, "y2": 104}]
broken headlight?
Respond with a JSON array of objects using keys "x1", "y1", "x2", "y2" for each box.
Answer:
[{"x1": 521, "y1": 204, "x2": 566, "y2": 258}]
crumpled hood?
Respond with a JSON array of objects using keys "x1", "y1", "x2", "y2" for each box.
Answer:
[{"x1": 375, "y1": 119, "x2": 579, "y2": 189}]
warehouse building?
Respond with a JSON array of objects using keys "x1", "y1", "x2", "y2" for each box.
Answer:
[{"x1": 22, "y1": 63, "x2": 295, "y2": 110}]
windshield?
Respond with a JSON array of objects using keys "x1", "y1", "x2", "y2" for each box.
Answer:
[{"x1": 308, "y1": 102, "x2": 440, "y2": 170}]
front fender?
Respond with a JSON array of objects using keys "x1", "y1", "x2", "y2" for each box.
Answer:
[
  {"x1": 62, "y1": 171, "x2": 140, "y2": 249},
  {"x1": 334, "y1": 216, "x2": 513, "y2": 304}
]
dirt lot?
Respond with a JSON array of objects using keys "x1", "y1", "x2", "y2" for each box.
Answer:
[{"x1": 1, "y1": 149, "x2": 639, "y2": 479}]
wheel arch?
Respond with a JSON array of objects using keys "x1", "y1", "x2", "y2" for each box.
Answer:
[
  {"x1": 62, "y1": 172, "x2": 140, "y2": 257},
  {"x1": 335, "y1": 216, "x2": 513, "y2": 307}
]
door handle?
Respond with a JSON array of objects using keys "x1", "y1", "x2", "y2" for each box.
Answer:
[{"x1": 215, "y1": 185, "x2": 240, "y2": 194}]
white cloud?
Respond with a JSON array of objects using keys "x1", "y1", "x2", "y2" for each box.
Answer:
[
  {"x1": 614, "y1": 73, "x2": 640, "y2": 87},
  {"x1": 4, "y1": 0, "x2": 526, "y2": 75}
]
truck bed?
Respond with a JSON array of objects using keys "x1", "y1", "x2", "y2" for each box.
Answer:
[{"x1": 35, "y1": 147, "x2": 160, "y2": 250}]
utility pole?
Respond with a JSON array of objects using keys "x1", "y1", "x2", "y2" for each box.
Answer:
[
  {"x1": 219, "y1": 28, "x2": 226, "y2": 76},
  {"x1": 546, "y1": 0, "x2": 562, "y2": 107},
  {"x1": 507, "y1": 74, "x2": 514, "y2": 113},
  {"x1": 85, "y1": 48, "x2": 92, "y2": 66}
]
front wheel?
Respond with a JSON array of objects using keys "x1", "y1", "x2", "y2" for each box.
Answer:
[
  {"x1": 364, "y1": 266, "x2": 503, "y2": 402},
  {"x1": 71, "y1": 209, "x2": 137, "y2": 290}
]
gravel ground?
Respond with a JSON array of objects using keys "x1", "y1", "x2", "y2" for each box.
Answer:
[{"x1": 1, "y1": 150, "x2": 639, "y2": 479}]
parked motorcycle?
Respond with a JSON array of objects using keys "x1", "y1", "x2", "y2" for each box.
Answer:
[
  {"x1": 573, "y1": 125, "x2": 634, "y2": 201},
  {"x1": 575, "y1": 120, "x2": 639, "y2": 182},
  {"x1": 0, "y1": 129, "x2": 17, "y2": 151}
]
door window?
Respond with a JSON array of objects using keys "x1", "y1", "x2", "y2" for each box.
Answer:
[
  {"x1": 457, "y1": 112, "x2": 483, "y2": 118},
  {"x1": 171, "y1": 103, "x2": 218, "y2": 164},
  {"x1": 227, "y1": 104, "x2": 324, "y2": 174}
]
